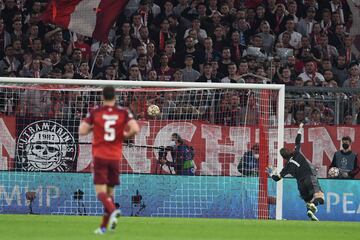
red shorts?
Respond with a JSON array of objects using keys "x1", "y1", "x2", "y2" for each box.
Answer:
[{"x1": 93, "y1": 157, "x2": 120, "y2": 186}]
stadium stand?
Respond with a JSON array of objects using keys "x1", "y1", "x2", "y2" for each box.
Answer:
[{"x1": 0, "y1": 0, "x2": 360, "y2": 125}]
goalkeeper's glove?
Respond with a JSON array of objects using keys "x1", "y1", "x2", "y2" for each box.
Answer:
[{"x1": 271, "y1": 175, "x2": 282, "y2": 182}]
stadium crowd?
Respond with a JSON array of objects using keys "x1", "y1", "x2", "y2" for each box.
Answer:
[{"x1": 0, "y1": 0, "x2": 360, "y2": 125}]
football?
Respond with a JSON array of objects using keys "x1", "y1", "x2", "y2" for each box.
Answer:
[
  {"x1": 328, "y1": 167, "x2": 340, "y2": 178},
  {"x1": 147, "y1": 104, "x2": 161, "y2": 117}
]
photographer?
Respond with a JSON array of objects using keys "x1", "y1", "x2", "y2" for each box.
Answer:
[{"x1": 159, "y1": 133, "x2": 195, "y2": 175}]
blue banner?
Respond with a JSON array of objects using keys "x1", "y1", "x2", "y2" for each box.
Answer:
[
  {"x1": 282, "y1": 179, "x2": 360, "y2": 221},
  {"x1": 1, "y1": 172, "x2": 359, "y2": 221},
  {"x1": 0, "y1": 172, "x2": 261, "y2": 218}
]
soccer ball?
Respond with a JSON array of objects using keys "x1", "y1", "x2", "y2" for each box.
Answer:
[
  {"x1": 328, "y1": 167, "x2": 340, "y2": 178},
  {"x1": 147, "y1": 104, "x2": 160, "y2": 117}
]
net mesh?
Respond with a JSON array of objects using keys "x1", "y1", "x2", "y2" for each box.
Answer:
[{"x1": 0, "y1": 83, "x2": 282, "y2": 218}]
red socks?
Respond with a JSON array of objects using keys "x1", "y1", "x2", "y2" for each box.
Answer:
[
  {"x1": 101, "y1": 212, "x2": 110, "y2": 228},
  {"x1": 97, "y1": 192, "x2": 116, "y2": 214}
]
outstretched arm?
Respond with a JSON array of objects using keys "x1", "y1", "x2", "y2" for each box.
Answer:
[
  {"x1": 295, "y1": 123, "x2": 303, "y2": 153},
  {"x1": 266, "y1": 166, "x2": 282, "y2": 182}
]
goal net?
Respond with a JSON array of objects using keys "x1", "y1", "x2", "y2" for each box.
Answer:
[{"x1": 0, "y1": 78, "x2": 284, "y2": 219}]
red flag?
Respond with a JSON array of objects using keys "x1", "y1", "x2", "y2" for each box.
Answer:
[{"x1": 41, "y1": 0, "x2": 129, "y2": 42}]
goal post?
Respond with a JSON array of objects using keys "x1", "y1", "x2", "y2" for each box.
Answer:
[{"x1": 0, "y1": 77, "x2": 284, "y2": 219}]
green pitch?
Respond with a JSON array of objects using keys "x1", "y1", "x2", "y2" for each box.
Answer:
[{"x1": 0, "y1": 214, "x2": 358, "y2": 240}]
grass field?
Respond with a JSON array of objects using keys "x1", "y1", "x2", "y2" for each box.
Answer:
[{"x1": 0, "y1": 214, "x2": 358, "y2": 240}]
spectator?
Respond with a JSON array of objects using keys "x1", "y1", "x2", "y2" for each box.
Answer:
[
  {"x1": 218, "y1": 47, "x2": 232, "y2": 76},
  {"x1": 91, "y1": 54, "x2": 105, "y2": 79},
  {"x1": 210, "y1": 58, "x2": 224, "y2": 80},
  {"x1": 67, "y1": 33, "x2": 91, "y2": 61},
  {"x1": 237, "y1": 143, "x2": 259, "y2": 176},
  {"x1": 180, "y1": 55, "x2": 200, "y2": 82},
  {"x1": 343, "y1": 114, "x2": 354, "y2": 125},
  {"x1": 256, "y1": 20, "x2": 275, "y2": 54},
  {"x1": 154, "y1": 0, "x2": 174, "y2": 27},
  {"x1": 310, "y1": 22, "x2": 323, "y2": 47},
  {"x1": 296, "y1": 6, "x2": 317, "y2": 37},
  {"x1": 173, "y1": 0, "x2": 188, "y2": 17},
  {"x1": 234, "y1": 17, "x2": 252, "y2": 45},
  {"x1": 229, "y1": 30, "x2": 245, "y2": 64},
  {"x1": 286, "y1": 1, "x2": 299, "y2": 23},
  {"x1": 62, "y1": 60, "x2": 75, "y2": 79},
  {"x1": 276, "y1": 66, "x2": 295, "y2": 85},
  {"x1": 48, "y1": 49, "x2": 62, "y2": 69},
  {"x1": 298, "y1": 60, "x2": 325, "y2": 85},
  {"x1": 119, "y1": 35, "x2": 136, "y2": 68},
  {"x1": 173, "y1": 69, "x2": 183, "y2": 82},
  {"x1": 70, "y1": 48, "x2": 83, "y2": 71},
  {"x1": 322, "y1": 0, "x2": 351, "y2": 25},
  {"x1": 221, "y1": 62, "x2": 244, "y2": 83},
  {"x1": 129, "y1": 44, "x2": 146, "y2": 67},
  {"x1": 315, "y1": 34, "x2": 339, "y2": 61},
  {"x1": 176, "y1": 36, "x2": 203, "y2": 72},
  {"x1": 10, "y1": 19, "x2": 22, "y2": 42},
  {"x1": 319, "y1": 8, "x2": 332, "y2": 34},
  {"x1": 135, "y1": 25, "x2": 151, "y2": 49},
  {"x1": 30, "y1": 38, "x2": 44, "y2": 56},
  {"x1": 202, "y1": 37, "x2": 221, "y2": 63},
  {"x1": 212, "y1": 26, "x2": 227, "y2": 53},
  {"x1": 329, "y1": 24, "x2": 346, "y2": 53},
  {"x1": 184, "y1": 16, "x2": 207, "y2": 43},
  {"x1": 308, "y1": 108, "x2": 322, "y2": 125},
  {"x1": 103, "y1": 65, "x2": 117, "y2": 80},
  {"x1": 2, "y1": 0, "x2": 19, "y2": 33},
  {"x1": 9, "y1": 38, "x2": 22, "y2": 56},
  {"x1": 343, "y1": 63, "x2": 360, "y2": 88},
  {"x1": 128, "y1": 64, "x2": 142, "y2": 81},
  {"x1": 74, "y1": 62, "x2": 92, "y2": 79},
  {"x1": 341, "y1": 35, "x2": 357, "y2": 64},
  {"x1": 329, "y1": 136, "x2": 359, "y2": 179},
  {"x1": 168, "y1": 14, "x2": 186, "y2": 46},
  {"x1": 151, "y1": 18, "x2": 173, "y2": 52},
  {"x1": 147, "y1": 69, "x2": 158, "y2": 81},
  {"x1": 130, "y1": 13, "x2": 143, "y2": 39},
  {"x1": 279, "y1": 18, "x2": 302, "y2": 49},
  {"x1": 268, "y1": 3, "x2": 288, "y2": 35},
  {"x1": 156, "y1": 53, "x2": 174, "y2": 81},
  {"x1": 196, "y1": 62, "x2": 219, "y2": 83},
  {"x1": 0, "y1": 45, "x2": 20, "y2": 75},
  {"x1": 0, "y1": 17, "x2": 11, "y2": 58},
  {"x1": 332, "y1": 55, "x2": 348, "y2": 86}
]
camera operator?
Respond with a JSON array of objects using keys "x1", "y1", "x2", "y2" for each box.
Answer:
[{"x1": 159, "y1": 133, "x2": 195, "y2": 175}]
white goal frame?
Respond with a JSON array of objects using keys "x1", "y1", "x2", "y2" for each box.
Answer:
[{"x1": 0, "y1": 77, "x2": 285, "y2": 220}]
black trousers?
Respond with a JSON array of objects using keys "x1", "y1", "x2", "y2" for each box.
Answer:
[{"x1": 297, "y1": 175, "x2": 322, "y2": 203}]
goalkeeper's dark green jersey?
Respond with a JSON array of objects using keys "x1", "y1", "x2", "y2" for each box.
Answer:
[{"x1": 280, "y1": 133, "x2": 317, "y2": 181}]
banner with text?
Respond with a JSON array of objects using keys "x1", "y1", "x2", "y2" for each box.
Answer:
[{"x1": 0, "y1": 116, "x2": 359, "y2": 178}]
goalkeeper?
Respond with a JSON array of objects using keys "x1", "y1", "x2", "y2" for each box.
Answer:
[{"x1": 267, "y1": 123, "x2": 324, "y2": 221}]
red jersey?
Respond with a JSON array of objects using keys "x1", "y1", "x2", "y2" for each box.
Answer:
[{"x1": 84, "y1": 105, "x2": 133, "y2": 161}]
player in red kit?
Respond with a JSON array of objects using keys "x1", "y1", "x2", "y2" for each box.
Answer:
[{"x1": 79, "y1": 86, "x2": 140, "y2": 234}]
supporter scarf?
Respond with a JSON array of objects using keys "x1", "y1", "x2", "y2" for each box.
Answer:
[
  {"x1": 0, "y1": 30, "x2": 4, "y2": 53},
  {"x1": 159, "y1": 31, "x2": 165, "y2": 50},
  {"x1": 275, "y1": 14, "x2": 284, "y2": 33}
]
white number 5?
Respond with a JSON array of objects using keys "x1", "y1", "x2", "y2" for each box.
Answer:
[{"x1": 103, "y1": 115, "x2": 118, "y2": 141}]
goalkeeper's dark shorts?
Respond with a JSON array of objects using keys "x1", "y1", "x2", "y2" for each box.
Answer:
[{"x1": 297, "y1": 175, "x2": 322, "y2": 203}]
